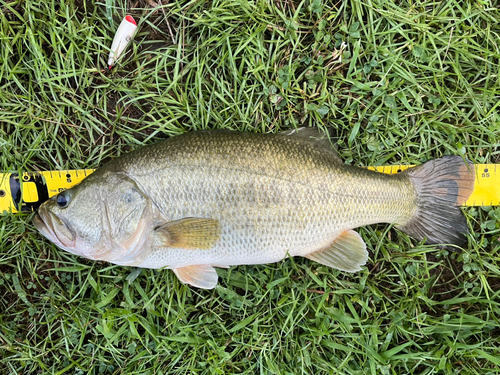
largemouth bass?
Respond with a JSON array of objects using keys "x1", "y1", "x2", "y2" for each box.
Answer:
[{"x1": 34, "y1": 128, "x2": 475, "y2": 289}]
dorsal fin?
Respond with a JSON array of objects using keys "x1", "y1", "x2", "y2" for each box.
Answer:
[{"x1": 278, "y1": 127, "x2": 341, "y2": 162}]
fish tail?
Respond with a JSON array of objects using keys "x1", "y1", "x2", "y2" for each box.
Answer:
[{"x1": 396, "y1": 156, "x2": 475, "y2": 245}]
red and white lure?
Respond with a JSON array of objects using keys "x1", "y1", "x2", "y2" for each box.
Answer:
[{"x1": 108, "y1": 15, "x2": 138, "y2": 69}]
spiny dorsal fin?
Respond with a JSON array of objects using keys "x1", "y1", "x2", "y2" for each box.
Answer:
[
  {"x1": 278, "y1": 127, "x2": 341, "y2": 162},
  {"x1": 173, "y1": 265, "x2": 218, "y2": 289},
  {"x1": 155, "y1": 218, "x2": 221, "y2": 249},
  {"x1": 304, "y1": 230, "x2": 368, "y2": 272}
]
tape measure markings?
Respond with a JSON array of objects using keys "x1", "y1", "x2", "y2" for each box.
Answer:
[
  {"x1": 0, "y1": 170, "x2": 95, "y2": 213},
  {"x1": 1, "y1": 164, "x2": 498, "y2": 213}
]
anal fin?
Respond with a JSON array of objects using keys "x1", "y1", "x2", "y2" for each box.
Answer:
[
  {"x1": 173, "y1": 265, "x2": 218, "y2": 289},
  {"x1": 304, "y1": 230, "x2": 368, "y2": 272}
]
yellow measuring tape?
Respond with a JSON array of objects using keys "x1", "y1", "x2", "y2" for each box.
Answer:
[
  {"x1": 0, "y1": 170, "x2": 94, "y2": 214},
  {"x1": 0, "y1": 164, "x2": 498, "y2": 213}
]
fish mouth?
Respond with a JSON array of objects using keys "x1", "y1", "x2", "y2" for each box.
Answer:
[{"x1": 34, "y1": 205, "x2": 77, "y2": 252}]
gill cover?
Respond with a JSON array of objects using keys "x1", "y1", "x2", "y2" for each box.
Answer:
[{"x1": 100, "y1": 174, "x2": 152, "y2": 265}]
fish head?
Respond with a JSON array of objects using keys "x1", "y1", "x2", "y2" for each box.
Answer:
[{"x1": 34, "y1": 172, "x2": 152, "y2": 265}]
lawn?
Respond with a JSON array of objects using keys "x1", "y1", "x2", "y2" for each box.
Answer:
[{"x1": 1, "y1": 0, "x2": 500, "y2": 374}]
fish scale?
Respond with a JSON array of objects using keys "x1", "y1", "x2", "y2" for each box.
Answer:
[
  {"x1": 32, "y1": 129, "x2": 475, "y2": 289},
  {"x1": 92, "y1": 131, "x2": 416, "y2": 267}
]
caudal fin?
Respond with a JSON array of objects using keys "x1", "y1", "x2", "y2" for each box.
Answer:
[{"x1": 396, "y1": 156, "x2": 475, "y2": 246}]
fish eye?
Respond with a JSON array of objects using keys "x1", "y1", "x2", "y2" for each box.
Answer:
[{"x1": 56, "y1": 192, "x2": 70, "y2": 208}]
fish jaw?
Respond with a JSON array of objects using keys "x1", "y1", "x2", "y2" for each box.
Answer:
[
  {"x1": 34, "y1": 206, "x2": 135, "y2": 262},
  {"x1": 34, "y1": 205, "x2": 77, "y2": 254},
  {"x1": 34, "y1": 200, "x2": 111, "y2": 260}
]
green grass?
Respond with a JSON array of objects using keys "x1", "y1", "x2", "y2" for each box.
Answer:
[{"x1": 1, "y1": 0, "x2": 500, "y2": 373}]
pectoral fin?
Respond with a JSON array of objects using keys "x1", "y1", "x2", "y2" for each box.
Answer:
[
  {"x1": 305, "y1": 230, "x2": 368, "y2": 272},
  {"x1": 156, "y1": 218, "x2": 220, "y2": 249},
  {"x1": 173, "y1": 265, "x2": 218, "y2": 289}
]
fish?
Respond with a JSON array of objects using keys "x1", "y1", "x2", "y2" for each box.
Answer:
[{"x1": 34, "y1": 128, "x2": 475, "y2": 289}]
